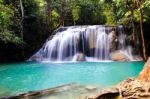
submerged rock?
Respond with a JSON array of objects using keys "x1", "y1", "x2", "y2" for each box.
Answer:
[
  {"x1": 138, "y1": 57, "x2": 150, "y2": 82},
  {"x1": 85, "y1": 86, "x2": 97, "y2": 91},
  {"x1": 1, "y1": 83, "x2": 80, "y2": 99},
  {"x1": 110, "y1": 51, "x2": 129, "y2": 61}
]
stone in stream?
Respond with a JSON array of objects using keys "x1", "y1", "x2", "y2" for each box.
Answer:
[
  {"x1": 76, "y1": 53, "x2": 86, "y2": 61},
  {"x1": 110, "y1": 51, "x2": 129, "y2": 61}
]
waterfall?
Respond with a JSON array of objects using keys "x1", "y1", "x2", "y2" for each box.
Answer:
[{"x1": 29, "y1": 25, "x2": 142, "y2": 62}]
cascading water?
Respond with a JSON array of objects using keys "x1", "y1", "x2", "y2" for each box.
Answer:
[{"x1": 29, "y1": 25, "x2": 142, "y2": 62}]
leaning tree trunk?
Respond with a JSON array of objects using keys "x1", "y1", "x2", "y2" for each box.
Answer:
[
  {"x1": 19, "y1": 0, "x2": 24, "y2": 58},
  {"x1": 139, "y1": 8, "x2": 147, "y2": 60}
]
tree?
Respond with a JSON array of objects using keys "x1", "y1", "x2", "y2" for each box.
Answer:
[
  {"x1": 0, "y1": 1, "x2": 22, "y2": 44},
  {"x1": 19, "y1": 0, "x2": 24, "y2": 41},
  {"x1": 60, "y1": 0, "x2": 67, "y2": 26},
  {"x1": 19, "y1": 0, "x2": 24, "y2": 58},
  {"x1": 134, "y1": 0, "x2": 147, "y2": 60},
  {"x1": 126, "y1": 0, "x2": 136, "y2": 45},
  {"x1": 45, "y1": 0, "x2": 52, "y2": 32}
]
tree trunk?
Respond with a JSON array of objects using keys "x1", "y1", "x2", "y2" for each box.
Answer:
[
  {"x1": 139, "y1": 8, "x2": 147, "y2": 60},
  {"x1": 60, "y1": 0, "x2": 67, "y2": 26},
  {"x1": 19, "y1": 0, "x2": 24, "y2": 40},
  {"x1": 46, "y1": 2, "x2": 52, "y2": 33},
  {"x1": 19, "y1": 0, "x2": 24, "y2": 59},
  {"x1": 135, "y1": 0, "x2": 147, "y2": 60},
  {"x1": 131, "y1": 10, "x2": 136, "y2": 46}
]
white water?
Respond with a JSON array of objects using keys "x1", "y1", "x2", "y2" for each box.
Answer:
[{"x1": 29, "y1": 25, "x2": 142, "y2": 62}]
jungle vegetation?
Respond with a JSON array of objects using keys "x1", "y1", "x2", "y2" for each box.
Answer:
[{"x1": 0, "y1": 0, "x2": 150, "y2": 62}]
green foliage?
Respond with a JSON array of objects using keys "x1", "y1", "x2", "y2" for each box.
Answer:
[
  {"x1": 72, "y1": 5, "x2": 80, "y2": 25},
  {"x1": 1, "y1": 0, "x2": 150, "y2": 45},
  {"x1": 102, "y1": 0, "x2": 127, "y2": 25},
  {"x1": 1, "y1": 0, "x2": 150, "y2": 62},
  {"x1": 71, "y1": 0, "x2": 106, "y2": 25},
  {"x1": 0, "y1": 3, "x2": 22, "y2": 44},
  {"x1": 51, "y1": 10, "x2": 60, "y2": 28}
]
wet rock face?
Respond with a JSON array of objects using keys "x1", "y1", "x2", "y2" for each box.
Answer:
[
  {"x1": 88, "y1": 31, "x2": 96, "y2": 49},
  {"x1": 109, "y1": 30, "x2": 118, "y2": 52},
  {"x1": 76, "y1": 53, "x2": 86, "y2": 61},
  {"x1": 138, "y1": 58, "x2": 150, "y2": 82},
  {"x1": 110, "y1": 51, "x2": 129, "y2": 61}
]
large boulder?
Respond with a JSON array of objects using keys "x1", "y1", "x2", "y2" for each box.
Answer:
[
  {"x1": 138, "y1": 58, "x2": 150, "y2": 82},
  {"x1": 116, "y1": 78, "x2": 150, "y2": 99},
  {"x1": 76, "y1": 53, "x2": 86, "y2": 61},
  {"x1": 110, "y1": 51, "x2": 129, "y2": 61}
]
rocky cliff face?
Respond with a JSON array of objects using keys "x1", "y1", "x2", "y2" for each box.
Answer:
[{"x1": 138, "y1": 58, "x2": 150, "y2": 82}]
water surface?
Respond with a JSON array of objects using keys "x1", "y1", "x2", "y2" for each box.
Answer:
[{"x1": 0, "y1": 61, "x2": 144, "y2": 97}]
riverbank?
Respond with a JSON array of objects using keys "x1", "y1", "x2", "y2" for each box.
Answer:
[
  {"x1": 93, "y1": 78, "x2": 150, "y2": 99},
  {"x1": 94, "y1": 58, "x2": 150, "y2": 99}
]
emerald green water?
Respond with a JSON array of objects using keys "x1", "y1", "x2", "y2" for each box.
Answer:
[{"x1": 0, "y1": 61, "x2": 144, "y2": 97}]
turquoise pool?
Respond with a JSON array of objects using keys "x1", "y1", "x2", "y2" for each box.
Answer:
[{"x1": 0, "y1": 61, "x2": 144, "y2": 97}]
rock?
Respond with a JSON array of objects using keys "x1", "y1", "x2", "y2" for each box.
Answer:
[
  {"x1": 109, "y1": 30, "x2": 118, "y2": 52},
  {"x1": 91, "y1": 77, "x2": 150, "y2": 99},
  {"x1": 88, "y1": 30, "x2": 96, "y2": 49},
  {"x1": 0, "y1": 83, "x2": 80, "y2": 99},
  {"x1": 110, "y1": 51, "x2": 129, "y2": 61},
  {"x1": 85, "y1": 86, "x2": 97, "y2": 91},
  {"x1": 117, "y1": 78, "x2": 150, "y2": 99},
  {"x1": 76, "y1": 53, "x2": 86, "y2": 61},
  {"x1": 91, "y1": 88, "x2": 119, "y2": 99},
  {"x1": 138, "y1": 58, "x2": 150, "y2": 82},
  {"x1": 90, "y1": 58, "x2": 150, "y2": 99}
]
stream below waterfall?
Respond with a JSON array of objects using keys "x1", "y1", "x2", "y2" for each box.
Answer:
[{"x1": 0, "y1": 61, "x2": 144, "y2": 97}]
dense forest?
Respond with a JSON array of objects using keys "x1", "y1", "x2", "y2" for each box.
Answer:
[{"x1": 0, "y1": 0, "x2": 150, "y2": 63}]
